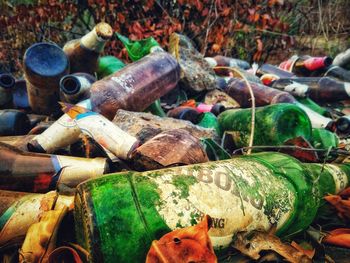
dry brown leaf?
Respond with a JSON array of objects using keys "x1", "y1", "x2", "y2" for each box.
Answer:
[{"x1": 232, "y1": 230, "x2": 311, "y2": 263}]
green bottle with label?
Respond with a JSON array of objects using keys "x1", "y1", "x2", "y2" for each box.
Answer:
[
  {"x1": 218, "y1": 103, "x2": 312, "y2": 148},
  {"x1": 74, "y1": 152, "x2": 350, "y2": 262}
]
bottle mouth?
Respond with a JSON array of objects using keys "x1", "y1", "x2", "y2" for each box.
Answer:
[
  {"x1": 60, "y1": 75, "x2": 81, "y2": 95},
  {"x1": 0, "y1": 73, "x2": 15, "y2": 89},
  {"x1": 95, "y1": 22, "x2": 113, "y2": 40},
  {"x1": 336, "y1": 117, "x2": 350, "y2": 133},
  {"x1": 323, "y1": 57, "x2": 333, "y2": 67}
]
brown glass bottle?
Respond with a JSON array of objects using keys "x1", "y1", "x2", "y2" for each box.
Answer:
[
  {"x1": 90, "y1": 51, "x2": 181, "y2": 120},
  {"x1": 272, "y1": 77, "x2": 350, "y2": 103},
  {"x1": 63, "y1": 22, "x2": 113, "y2": 75},
  {"x1": 224, "y1": 78, "x2": 296, "y2": 107},
  {"x1": 23, "y1": 42, "x2": 70, "y2": 114},
  {"x1": 0, "y1": 142, "x2": 107, "y2": 193},
  {"x1": 257, "y1": 64, "x2": 295, "y2": 79}
]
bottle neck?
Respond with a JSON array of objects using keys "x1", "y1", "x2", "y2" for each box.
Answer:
[{"x1": 81, "y1": 28, "x2": 108, "y2": 53}]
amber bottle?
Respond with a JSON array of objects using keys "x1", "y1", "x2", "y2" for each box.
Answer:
[
  {"x1": 0, "y1": 142, "x2": 107, "y2": 193},
  {"x1": 63, "y1": 22, "x2": 113, "y2": 75},
  {"x1": 90, "y1": 51, "x2": 180, "y2": 120},
  {"x1": 23, "y1": 42, "x2": 69, "y2": 114},
  {"x1": 271, "y1": 77, "x2": 350, "y2": 103}
]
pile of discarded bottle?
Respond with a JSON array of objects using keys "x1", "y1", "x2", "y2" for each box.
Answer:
[{"x1": 1, "y1": 22, "x2": 350, "y2": 262}]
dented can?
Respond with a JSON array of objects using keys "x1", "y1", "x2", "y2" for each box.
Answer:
[{"x1": 74, "y1": 152, "x2": 350, "y2": 262}]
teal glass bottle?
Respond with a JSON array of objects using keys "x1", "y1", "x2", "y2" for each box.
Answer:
[{"x1": 74, "y1": 152, "x2": 350, "y2": 262}]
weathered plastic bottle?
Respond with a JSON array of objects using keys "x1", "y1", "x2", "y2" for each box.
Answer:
[
  {"x1": 280, "y1": 55, "x2": 333, "y2": 76},
  {"x1": 218, "y1": 103, "x2": 312, "y2": 148},
  {"x1": 74, "y1": 152, "x2": 350, "y2": 262},
  {"x1": 0, "y1": 110, "x2": 30, "y2": 136},
  {"x1": 0, "y1": 73, "x2": 15, "y2": 108},
  {"x1": 23, "y1": 42, "x2": 69, "y2": 114},
  {"x1": 324, "y1": 65, "x2": 350, "y2": 82},
  {"x1": 0, "y1": 142, "x2": 107, "y2": 193},
  {"x1": 224, "y1": 78, "x2": 334, "y2": 129},
  {"x1": 28, "y1": 99, "x2": 91, "y2": 153},
  {"x1": 60, "y1": 73, "x2": 96, "y2": 103},
  {"x1": 97, "y1": 56, "x2": 125, "y2": 79},
  {"x1": 90, "y1": 52, "x2": 180, "y2": 120},
  {"x1": 271, "y1": 77, "x2": 350, "y2": 102},
  {"x1": 0, "y1": 190, "x2": 73, "y2": 248},
  {"x1": 63, "y1": 22, "x2": 113, "y2": 74}
]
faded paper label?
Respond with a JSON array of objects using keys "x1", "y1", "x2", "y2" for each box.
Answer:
[
  {"x1": 151, "y1": 158, "x2": 296, "y2": 249},
  {"x1": 76, "y1": 113, "x2": 138, "y2": 159}
]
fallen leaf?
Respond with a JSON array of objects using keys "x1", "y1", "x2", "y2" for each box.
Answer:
[{"x1": 146, "y1": 215, "x2": 217, "y2": 263}]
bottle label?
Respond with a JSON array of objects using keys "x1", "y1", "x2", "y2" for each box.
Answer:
[
  {"x1": 0, "y1": 192, "x2": 56, "y2": 246},
  {"x1": 324, "y1": 164, "x2": 348, "y2": 193},
  {"x1": 284, "y1": 81, "x2": 309, "y2": 97},
  {"x1": 52, "y1": 155, "x2": 106, "y2": 189},
  {"x1": 33, "y1": 114, "x2": 81, "y2": 153},
  {"x1": 279, "y1": 55, "x2": 299, "y2": 72},
  {"x1": 150, "y1": 158, "x2": 296, "y2": 248},
  {"x1": 76, "y1": 112, "x2": 138, "y2": 159},
  {"x1": 296, "y1": 103, "x2": 331, "y2": 129}
]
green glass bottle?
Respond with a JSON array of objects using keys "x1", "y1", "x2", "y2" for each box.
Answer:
[
  {"x1": 311, "y1": 128, "x2": 339, "y2": 150},
  {"x1": 217, "y1": 103, "x2": 312, "y2": 148},
  {"x1": 74, "y1": 152, "x2": 350, "y2": 262},
  {"x1": 116, "y1": 33, "x2": 160, "y2": 62},
  {"x1": 97, "y1": 56, "x2": 125, "y2": 79},
  {"x1": 197, "y1": 112, "x2": 221, "y2": 135},
  {"x1": 296, "y1": 97, "x2": 330, "y2": 117}
]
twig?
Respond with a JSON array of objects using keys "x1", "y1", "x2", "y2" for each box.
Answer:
[
  {"x1": 317, "y1": 0, "x2": 329, "y2": 41},
  {"x1": 214, "y1": 66, "x2": 255, "y2": 155},
  {"x1": 201, "y1": 0, "x2": 218, "y2": 55},
  {"x1": 155, "y1": 0, "x2": 177, "y2": 25}
]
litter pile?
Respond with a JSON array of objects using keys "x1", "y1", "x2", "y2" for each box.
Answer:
[{"x1": 1, "y1": 22, "x2": 350, "y2": 262}]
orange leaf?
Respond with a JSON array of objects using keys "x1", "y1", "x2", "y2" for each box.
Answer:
[
  {"x1": 325, "y1": 193, "x2": 350, "y2": 221},
  {"x1": 146, "y1": 215, "x2": 217, "y2": 263},
  {"x1": 323, "y1": 228, "x2": 350, "y2": 248}
]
